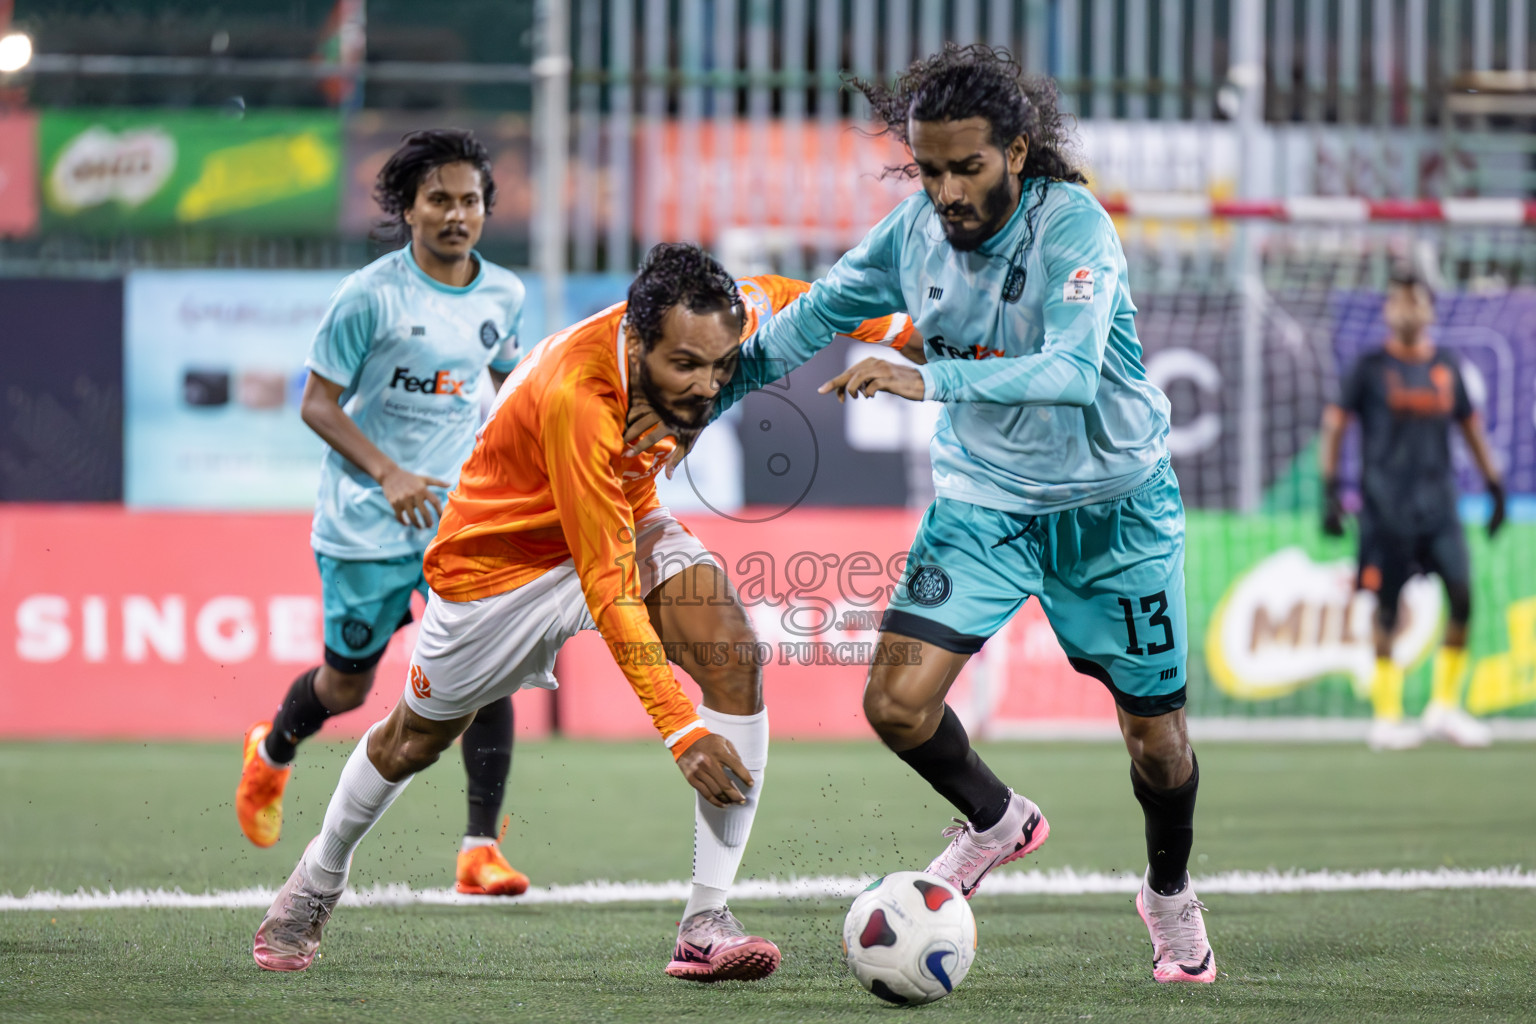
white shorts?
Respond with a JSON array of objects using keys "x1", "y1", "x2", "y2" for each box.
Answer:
[{"x1": 403, "y1": 508, "x2": 718, "y2": 721}]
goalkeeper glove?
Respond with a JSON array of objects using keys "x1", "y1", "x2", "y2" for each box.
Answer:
[
  {"x1": 1322, "y1": 477, "x2": 1346, "y2": 537},
  {"x1": 1488, "y1": 479, "x2": 1507, "y2": 539}
]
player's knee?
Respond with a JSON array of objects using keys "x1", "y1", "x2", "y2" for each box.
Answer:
[
  {"x1": 372, "y1": 727, "x2": 449, "y2": 781},
  {"x1": 394, "y1": 737, "x2": 446, "y2": 777},
  {"x1": 862, "y1": 683, "x2": 928, "y2": 746},
  {"x1": 1120, "y1": 712, "x2": 1190, "y2": 789},
  {"x1": 692, "y1": 628, "x2": 762, "y2": 713},
  {"x1": 318, "y1": 664, "x2": 376, "y2": 711}
]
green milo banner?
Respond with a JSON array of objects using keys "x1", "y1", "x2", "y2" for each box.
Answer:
[
  {"x1": 1184, "y1": 514, "x2": 1536, "y2": 719},
  {"x1": 40, "y1": 110, "x2": 341, "y2": 234}
]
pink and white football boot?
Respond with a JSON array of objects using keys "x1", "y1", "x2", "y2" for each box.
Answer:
[
  {"x1": 1136, "y1": 870, "x2": 1216, "y2": 983},
  {"x1": 253, "y1": 846, "x2": 343, "y2": 972},
  {"x1": 924, "y1": 790, "x2": 1050, "y2": 900},
  {"x1": 664, "y1": 907, "x2": 781, "y2": 982}
]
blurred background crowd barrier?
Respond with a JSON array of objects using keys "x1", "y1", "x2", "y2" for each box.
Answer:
[{"x1": 2, "y1": 0, "x2": 1536, "y2": 739}]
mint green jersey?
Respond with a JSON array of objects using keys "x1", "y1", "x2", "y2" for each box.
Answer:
[
  {"x1": 721, "y1": 179, "x2": 1171, "y2": 514},
  {"x1": 307, "y1": 245, "x2": 526, "y2": 560}
]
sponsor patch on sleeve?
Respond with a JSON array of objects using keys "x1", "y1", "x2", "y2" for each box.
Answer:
[{"x1": 1062, "y1": 266, "x2": 1094, "y2": 303}]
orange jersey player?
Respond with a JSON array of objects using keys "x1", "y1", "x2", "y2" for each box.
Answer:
[
  {"x1": 423, "y1": 272, "x2": 917, "y2": 744},
  {"x1": 252, "y1": 242, "x2": 914, "y2": 985}
]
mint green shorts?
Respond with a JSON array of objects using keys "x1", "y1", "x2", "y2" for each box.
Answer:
[
  {"x1": 315, "y1": 552, "x2": 428, "y2": 673},
  {"x1": 883, "y1": 460, "x2": 1188, "y2": 716}
]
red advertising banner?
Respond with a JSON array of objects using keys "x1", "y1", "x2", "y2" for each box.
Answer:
[
  {"x1": 0, "y1": 507, "x2": 551, "y2": 740},
  {"x1": 0, "y1": 506, "x2": 1111, "y2": 740},
  {"x1": 553, "y1": 507, "x2": 1116, "y2": 741},
  {"x1": 0, "y1": 111, "x2": 38, "y2": 237}
]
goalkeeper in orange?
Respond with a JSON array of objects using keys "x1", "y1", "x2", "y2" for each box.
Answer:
[{"x1": 251, "y1": 243, "x2": 915, "y2": 980}]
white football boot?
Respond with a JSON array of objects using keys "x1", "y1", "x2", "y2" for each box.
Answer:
[
  {"x1": 1367, "y1": 717, "x2": 1424, "y2": 752},
  {"x1": 924, "y1": 790, "x2": 1049, "y2": 900},
  {"x1": 1136, "y1": 870, "x2": 1216, "y2": 983},
  {"x1": 1420, "y1": 703, "x2": 1492, "y2": 748},
  {"x1": 253, "y1": 844, "x2": 343, "y2": 971}
]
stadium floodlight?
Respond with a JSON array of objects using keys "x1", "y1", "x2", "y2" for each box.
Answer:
[{"x1": 0, "y1": 32, "x2": 33, "y2": 73}]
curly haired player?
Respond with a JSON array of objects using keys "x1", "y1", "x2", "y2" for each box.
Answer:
[
  {"x1": 235, "y1": 129, "x2": 530, "y2": 898},
  {"x1": 250, "y1": 243, "x2": 915, "y2": 980},
  {"x1": 637, "y1": 44, "x2": 1214, "y2": 984}
]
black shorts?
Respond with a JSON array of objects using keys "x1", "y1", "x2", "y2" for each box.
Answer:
[{"x1": 1357, "y1": 516, "x2": 1470, "y2": 617}]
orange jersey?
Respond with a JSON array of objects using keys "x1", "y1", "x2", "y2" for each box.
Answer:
[
  {"x1": 737, "y1": 275, "x2": 916, "y2": 349},
  {"x1": 423, "y1": 275, "x2": 910, "y2": 755}
]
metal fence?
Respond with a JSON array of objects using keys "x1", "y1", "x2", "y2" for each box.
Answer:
[
  {"x1": 7, "y1": 0, "x2": 1536, "y2": 279},
  {"x1": 542, "y1": 0, "x2": 1536, "y2": 278}
]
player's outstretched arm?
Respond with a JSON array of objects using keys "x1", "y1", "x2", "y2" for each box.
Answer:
[
  {"x1": 1458, "y1": 412, "x2": 1506, "y2": 537},
  {"x1": 299, "y1": 372, "x2": 447, "y2": 529},
  {"x1": 544, "y1": 378, "x2": 721, "y2": 779},
  {"x1": 713, "y1": 210, "x2": 910, "y2": 417},
  {"x1": 908, "y1": 203, "x2": 1113, "y2": 407}
]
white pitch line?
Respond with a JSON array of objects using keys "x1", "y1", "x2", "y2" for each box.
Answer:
[{"x1": 3, "y1": 867, "x2": 1534, "y2": 912}]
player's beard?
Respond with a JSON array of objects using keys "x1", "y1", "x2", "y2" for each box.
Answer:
[
  {"x1": 637, "y1": 359, "x2": 713, "y2": 431},
  {"x1": 935, "y1": 171, "x2": 1017, "y2": 252}
]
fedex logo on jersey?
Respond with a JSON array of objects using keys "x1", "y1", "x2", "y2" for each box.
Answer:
[
  {"x1": 389, "y1": 366, "x2": 466, "y2": 396},
  {"x1": 927, "y1": 335, "x2": 1005, "y2": 362}
]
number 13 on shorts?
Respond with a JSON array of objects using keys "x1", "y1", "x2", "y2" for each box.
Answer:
[{"x1": 1041, "y1": 569, "x2": 1189, "y2": 718}]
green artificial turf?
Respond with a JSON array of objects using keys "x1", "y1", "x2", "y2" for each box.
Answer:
[{"x1": 2, "y1": 739, "x2": 1534, "y2": 1022}]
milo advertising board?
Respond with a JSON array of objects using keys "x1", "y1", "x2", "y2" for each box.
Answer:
[
  {"x1": 40, "y1": 110, "x2": 341, "y2": 234},
  {"x1": 1185, "y1": 515, "x2": 1536, "y2": 719}
]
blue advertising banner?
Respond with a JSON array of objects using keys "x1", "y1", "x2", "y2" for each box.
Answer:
[
  {"x1": 123, "y1": 267, "x2": 635, "y2": 510},
  {"x1": 124, "y1": 270, "x2": 344, "y2": 508},
  {"x1": 0, "y1": 278, "x2": 124, "y2": 501}
]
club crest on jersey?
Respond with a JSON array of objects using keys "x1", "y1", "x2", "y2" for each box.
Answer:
[
  {"x1": 479, "y1": 319, "x2": 500, "y2": 349},
  {"x1": 1063, "y1": 267, "x2": 1094, "y2": 303},
  {"x1": 906, "y1": 564, "x2": 953, "y2": 607},
  {"x1": 1002, "y1": 264, "x2": 1026, "y2": 303}
]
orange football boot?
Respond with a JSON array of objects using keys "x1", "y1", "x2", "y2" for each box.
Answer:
[
  {"x1": 456, "y1": 818, "x2": 530, "y2": 896},
  {"x1": 236, "y1": 721, "x2": 291, "y2": 848}
]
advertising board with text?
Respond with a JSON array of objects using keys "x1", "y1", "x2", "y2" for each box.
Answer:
[
  {"x1": 41, "y1": 110, "x2": 341, "y2": 234},
  {"x1": 4, "y1": 506, "x2": 1532, "y2": 741},
  {"x1": 0, "y1": 507, "x2": 552, "y2": 740}
]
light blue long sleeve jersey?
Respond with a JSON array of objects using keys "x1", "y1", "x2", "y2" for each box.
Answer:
[{"x1": 720, "y1": 178, "x2": 1172, "y2": 514}]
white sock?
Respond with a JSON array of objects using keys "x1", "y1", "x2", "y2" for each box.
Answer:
[
  {"x1": 682, "y1": 705, "x2": 768, "y2": 920},
  {"x1": 303, "y1": 725, "x2": 413, "y2": 891},
  {"x1": 461, "y1": 835, "x2": 497, "y2": 852}
]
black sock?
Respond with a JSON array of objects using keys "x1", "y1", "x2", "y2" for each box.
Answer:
[
  {"x1": 462, "y1": 697, "x2": 514, "y2": 839},
  {"x1": 894, "y1": 705, "x2": 1011, "y2": 831},
  {"x1": 1131, "y1": 751, "x2": 1200, "y2": 897},
  {"x1": 265, "y1": 667, "x2": 330, "y2": 765}
]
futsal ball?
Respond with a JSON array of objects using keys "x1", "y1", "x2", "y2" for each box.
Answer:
[{"x1": 842, "y1": 871, "x2": 976, "y2": 1004}]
